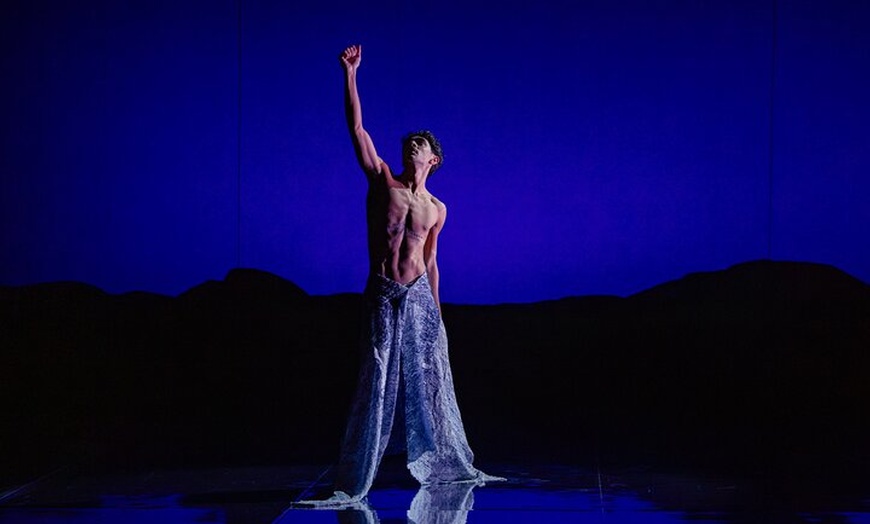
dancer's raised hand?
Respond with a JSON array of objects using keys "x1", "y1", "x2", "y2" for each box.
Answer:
[{"x1": 340, "y1": 44, "x2": 362, "y2": 72}]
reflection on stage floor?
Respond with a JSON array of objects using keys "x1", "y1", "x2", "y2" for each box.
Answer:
[{"x1": 2, "y1": 461, "x2": 869, "y2": 523}]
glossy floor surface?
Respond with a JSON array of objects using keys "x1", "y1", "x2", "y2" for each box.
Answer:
[{"x1": 2, "y1": 460, "x2": 869, "y2": 523}]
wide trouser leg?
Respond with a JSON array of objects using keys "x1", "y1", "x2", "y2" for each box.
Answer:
[
  {"x1": 402, "y1": 275, "x2": 483, "y2": 484},
  {"x1": 334, "y1": 292, "x2": 404, "y2": 498}
]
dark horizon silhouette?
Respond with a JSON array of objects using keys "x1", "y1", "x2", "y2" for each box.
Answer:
[
  {"x1": 5, "y1": 258, "x2": 867, "y2": 303},
  {"x1": 3, "y1": 258, "x2": 868, "y2": 486}
]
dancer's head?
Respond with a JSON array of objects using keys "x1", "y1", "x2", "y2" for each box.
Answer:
[{"x1": 402, "y1": 130, "x2": 443, "y2": 176}]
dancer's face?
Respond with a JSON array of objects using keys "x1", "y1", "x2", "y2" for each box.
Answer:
[{"x1": 404, "y1": 136, "x2": 440, "y2": 169}]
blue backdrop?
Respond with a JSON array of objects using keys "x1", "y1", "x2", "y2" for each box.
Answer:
[{"x1": 2, "y1": 0, "x2": 868, "y2": 303}]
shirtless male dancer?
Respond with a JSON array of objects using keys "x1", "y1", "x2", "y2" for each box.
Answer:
[{"x1": 302, "y1": 44, "x2": 500, "y2": 506}]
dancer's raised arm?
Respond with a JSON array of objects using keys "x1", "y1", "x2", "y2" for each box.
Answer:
[{"x1": 340, "y1": 44, "x2": 384, "y2": 178}]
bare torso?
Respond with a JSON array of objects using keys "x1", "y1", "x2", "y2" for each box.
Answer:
[{"x1": 367, "y1": 170, "x2": 444, "y2": 284}]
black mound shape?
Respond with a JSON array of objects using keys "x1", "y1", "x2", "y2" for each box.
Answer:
[
  {"x1": 1, "y1": 260, "x2": 868, "y2": 485},
  {"x1": 632, "y1": 260, "x2": 869, "y2": 302}
]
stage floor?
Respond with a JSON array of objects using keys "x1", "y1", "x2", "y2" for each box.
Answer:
[{"x1": 2, "y1": 460, "x2": 869, "y2": 523}]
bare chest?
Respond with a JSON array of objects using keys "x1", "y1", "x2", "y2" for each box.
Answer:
[{"x1": 384, "y1": 188, "x2": 439, "y2": 232}]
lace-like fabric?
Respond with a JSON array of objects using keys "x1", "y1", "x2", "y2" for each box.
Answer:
[{"x1": 300, "y1": 273, "x2": 501, "y2": 506}]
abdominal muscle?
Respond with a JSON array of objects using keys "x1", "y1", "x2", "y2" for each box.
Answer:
[
  {"x1": 369, "y1": 231, "x2": 427, "y2": 285},
  {"x1": 366, "y1": 177, "x2": 439, "y2": 285},
  {"x1": 367, "y1": 203, "x2": 431, "y2": 285}
]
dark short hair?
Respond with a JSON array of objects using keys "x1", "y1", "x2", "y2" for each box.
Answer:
[{"x1": 402, "y1": 130, "x2": 444, "y2": 175}]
